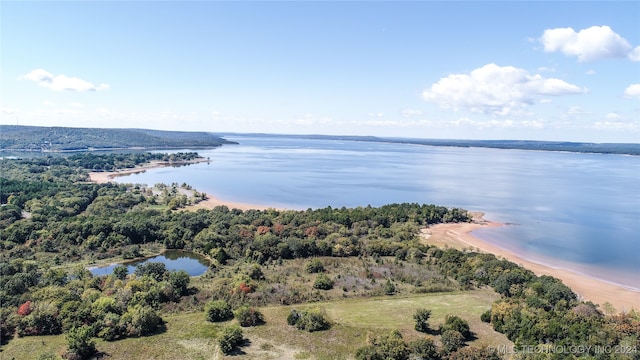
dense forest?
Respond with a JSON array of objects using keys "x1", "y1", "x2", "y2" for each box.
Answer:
[
  {"x1": 0, "y1": 126, "x2": 236, "y2": 151},
  {"x1": 0, "y1": 153, "x2": 638, "y2": 359}
]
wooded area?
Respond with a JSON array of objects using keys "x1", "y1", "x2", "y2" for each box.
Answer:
[
  {"x1": 0, "y1": 153, "x2": 637, "y2": 359},
  {"x1": 0, "y1": 125, "x2": 235, "y2": 151}
]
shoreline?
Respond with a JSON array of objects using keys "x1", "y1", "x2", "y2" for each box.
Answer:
[
  {"x1": 88, "y1": 167, "x2": 638, "y2": 312},
  {"x1": 420, "y1": 213, "x2": 639, "y2": 313},
  {"x1": 88, "y1": 161, "x2": 279, "y2": 212}
]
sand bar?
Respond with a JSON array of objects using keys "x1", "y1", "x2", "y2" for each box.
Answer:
[{"x1": 421, "y1": 213, "x2": 639, "y2": 313}]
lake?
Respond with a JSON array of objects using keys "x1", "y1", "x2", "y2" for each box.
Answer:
[
  {"x1": 89, "y1": 250, "x2": 210, "y2": 277},
  {"x1": 114, "y1": 135, "x2": 640, "y2": 290}
]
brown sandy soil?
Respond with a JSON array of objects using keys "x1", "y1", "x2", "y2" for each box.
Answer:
[{"x1": 421, "y1": 213, "x2": 639, "y2": 313}]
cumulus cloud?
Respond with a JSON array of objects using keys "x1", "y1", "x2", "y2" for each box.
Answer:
[
  {"x1": 23, "y1": 69, "x2": 109, "y2": 91},
  {"x1": 629, "y1": 46, "x2": 640, "y2": 62},
  {"x1": 623, "y1": 84, "x2": 640, "y2": 99},
  {"x1": 540, "y1": 26, "x2": 636, "y2": 62},
  {"x1": 422, "y1": 63, "x2": 585, "y2": 115}
]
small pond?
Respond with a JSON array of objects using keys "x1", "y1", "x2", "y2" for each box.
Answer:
[{"x1": 89, "y1": 250, "x2": 210, "y2": 277}]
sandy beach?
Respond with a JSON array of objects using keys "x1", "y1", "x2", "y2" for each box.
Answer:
[
  {"x1": 88, "y1": 162, "x2": 277, "y2": 212},
  {"x1": 421, "y1": 213, "x2": 639, "y2": 313},
  {"x1": 89, "y1": 167, "x2": 638, "y2": 312}
]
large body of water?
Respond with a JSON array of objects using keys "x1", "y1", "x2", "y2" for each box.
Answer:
[{"x1": 115, "y1": 136, "x2": 640, "y2": 290}]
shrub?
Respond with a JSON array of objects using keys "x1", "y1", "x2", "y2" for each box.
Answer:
[
  {"x1": 218, "y1": 325, "x2": 243, "y2": 354},
  {"x1": 65, "y1": 325, "x2": 96, "y2": 360},
  {"x1": 205, "y1": 300, "x2": 233, "y2": 322},
  {"x1": 246, "y1": 264, "x2": 265, "y2": 280},
  {"x1": 17, "y1": 301, "x2": 32, "y2": 316},
  {"x1": 441, "y1": 330, "x2": 465, "y2": 353},
  {"x1": 441, "y1": 315, "x2": 470, "y2": 339},
  {"x1": 288, "y1": 308, "x2": 330, "y2": 332},
  {"x1": 112, "y1": 265, "x2": 128, "y2": 281},
  {"x1": 413, "y1": 308, "x2": 432, "y2": 333},
  {"x1": 480, "y1": 309, "x2": 491, "y2": 323},
  {"x1": 234, "y1": 305, "x2": 264, "y2": 327},
  {"x1": 408, "y1": 337, "x2": 439, "y2": 360},
  {"x1": 313, "y1": 274, "x2": 334, "y2": 290},
  {"x1": 384, "y1": 279, "x2": 396, "y2": 295},
  {"x1": 357, "y1": 330, "x2": 410, "y2": 360},
  {"x1": 287, "y1": 309, "x2": 300, "y2": 326},
  {"x1": 305, "y1": 259, "x2": 325, "y2": 273},
  {"x1": 122, "y1": 304, "x2": 162, "y2": 337}
]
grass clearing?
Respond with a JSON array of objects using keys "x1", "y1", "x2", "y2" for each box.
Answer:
[{"x1": 0, "y1": 289, "x2": 512, "y2": 360}]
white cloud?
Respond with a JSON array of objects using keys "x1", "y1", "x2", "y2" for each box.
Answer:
[
  {"x1": 368, "y1": 112, "x2": 384, "y2": 117},
  {"x1": 23, "y1": 69, "x2": 110, "y2": 91},
  {"x1": 70, "y1": 102, "x2": 84, "y2": 108},
  {"x1": 605, "y1": 113, "x2": 621, "y2": 121},
  {"x1": 585, "y1": 69, "x2": 596, "y2": 75},
  {"x1": 567, "y1": 106, "x2": 589, "y2": 115},
  {"x1": 422, "y1": 63, "x2": 585, "y2": 115},
  {"x1": 629, "y1": 46, "x2": 640, "y2": 62},
  {"x1": 540, "y1": 26, "x2": 635, "y2": 62},
  {"x1": 43, "y1": 100, "x2": 54, "y2": 106},
  {"x1": 623, "y1": 84, "x2": 640, "y2": 99},
  {"x1": 401, "y1": 109, "x2": 423, "y2": 117}
]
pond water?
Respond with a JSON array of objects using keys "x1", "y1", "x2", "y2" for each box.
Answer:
[{"x1": 89, "y1": 250, "x2": 210, "y2": 277}]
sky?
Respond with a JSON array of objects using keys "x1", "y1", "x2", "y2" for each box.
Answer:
[{"x1": 1, "y1": 1, "x2": 639, "y2": 143}]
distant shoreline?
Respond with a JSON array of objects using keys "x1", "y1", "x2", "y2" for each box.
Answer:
[
  {"x1": 89, "y1": 166, "x2": 639, "y2": 313},
  {"x1": 420, "y1": 213, "x2": 639, "y2": 313}
]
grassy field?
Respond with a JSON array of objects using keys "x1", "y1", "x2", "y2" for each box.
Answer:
[{"x1": 0, "y1": 288, "x2": 512, "y2": 360}]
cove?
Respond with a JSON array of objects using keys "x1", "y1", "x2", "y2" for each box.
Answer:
[{"x1": 89, "y1": 250, "x2": 210, "y2": 277}]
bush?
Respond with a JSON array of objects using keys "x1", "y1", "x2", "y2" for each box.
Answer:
[
  {"x1": 122, "y1": 304, "x2": 162, "y2": 337},
  {"x1": 384, "y1": 279, "x2": 396, "y2": 295},
  {"x1": 441, "y1": 330, "x2": 465, "y2": 353},
  {"x1": 480, "y1": 309, "x2": 491, "y2": 323},
  {"x1": 65, "y1": 325, "x2": 96, "y2": 360},
  {"x1": 205, "y1": 300, "x2": 233, "y2": 322},
  {"x1": 234, "y1": 305, "x2": 264, "y2": 327},
  {"x1": 441, "y1": 315, "x2": 470, "y2": 339},
  {"x1": 289, "y1": 308, "x2": 330, "y2": 332},
  {"x1": 313, "y1": 273, "x2": 334, "y2": 290},
  {"x1": 408, "y1": 337, "x2": 439, "y2": 360},
  {"x1": 287, "y1": 309, "x2": 300, "y2": 326},
  {"x1": 413, "y1": 308, "x2": 431, "y2": 333},
  {"x1": 218, "y1": 325, "x2": 243, "y2": 354},
  {"x1": 305, "y1": 259, "x2": 325, "y2": 273},
  {"x1": 357, "y1": 330, "x2": 410, "y2": 360}
]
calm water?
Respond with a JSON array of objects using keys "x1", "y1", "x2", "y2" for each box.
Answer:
[
  {"x1": 115, "y1": 136, "x2": 640, "y2": 289},
  {"x1": 89, "y1": 250, "x2": 210, "y2": 277}
]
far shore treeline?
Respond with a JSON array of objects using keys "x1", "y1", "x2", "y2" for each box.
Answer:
[
  {"x1": 2, "y1": 125, "x2": 640, "y2": 155},
  {"x1": 1, "y1": 151, "x2": 638, "y2": 359}
]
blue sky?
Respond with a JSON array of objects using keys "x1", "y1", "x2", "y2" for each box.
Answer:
[{"x1": 1, "y1": 1, "x2": 639, "y2": 142}]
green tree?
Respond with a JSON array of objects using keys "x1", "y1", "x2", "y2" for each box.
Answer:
[
  {"x1": 65, "y1": 325, "x2": 96, "y2": 359},
  {"x1": 413, "y1": 308, "x2": 432, "y2": 333},
  {"x1": 409, "y1": 337, "x2": 439, "y2": 359},
  {"x1": 234, "y1": 305, "x2": 264, "y2": 327},
  {"x1": 112, "y1": 265, "x2": 128, "y2": 281},
  {"x1": 169, "y1": 270, "x2": 190, "y2": 296},
  {"x1": 305, "y1": 258, "x2": 325, "y2": 273},
  {"x1": 441, "y1": 330, "x2": 465, "y2": 353},
  {"x1": 441, "y1": 315, "x2": 471, "y2": 339},
  {"x1": 205, "y1": 300, "x2": 233, "y2": 322},
  {"x1": 313, "y1": 273, "x2": 334, "y2": 290},
  {"x1": 218, "y1": 325, "x2": 243, "y2": 354}
]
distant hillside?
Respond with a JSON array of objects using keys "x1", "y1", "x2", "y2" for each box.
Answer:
[
  {"x1": 0, "y1": 125, "x2": 236, "y2": 152},
  {"x1": 219, "y1": 132, "x2": 640, "y2": 156}
]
